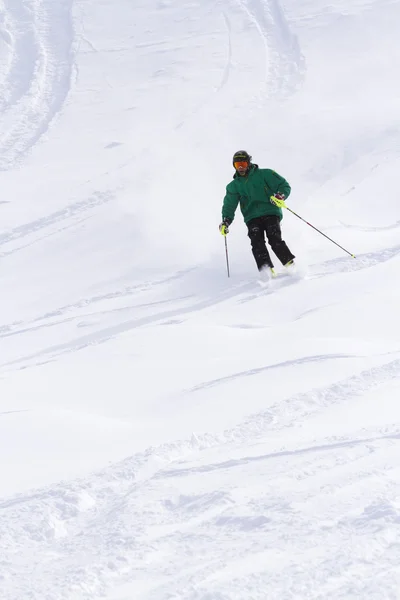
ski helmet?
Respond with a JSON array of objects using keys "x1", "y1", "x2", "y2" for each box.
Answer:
[{"x1": 232, "y1": 150, "x2": 252, "y2": 166}]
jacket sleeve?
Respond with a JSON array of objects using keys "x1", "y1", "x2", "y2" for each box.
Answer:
[
  {"x1": 272, "y1": 170, "x2": 291, "y2": 198},
  {"x1": 262, "y1": 169, "x2": 291, "y2": 199},
  {"x1": 222, "y1": 184, "x2": 240, "y2": 222}
]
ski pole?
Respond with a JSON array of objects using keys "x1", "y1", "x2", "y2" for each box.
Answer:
[
  {"x1": 271, "y1": 196, "x2": 356, "y2": 258},
  {"x1": 224, "y1": 234, "x2": 230, "y2": 277}
]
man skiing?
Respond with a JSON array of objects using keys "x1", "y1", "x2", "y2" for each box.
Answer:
[{"x1": 219, "y1": 150, "x2": 295, "y2": 280}]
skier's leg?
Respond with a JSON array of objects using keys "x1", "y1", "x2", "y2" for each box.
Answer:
[
  {"x1": 247, "y1": 218, "x2": 274, "y2": 270},
  {"x1": 264, "y1": 216, "x2": 295, "y2": 265}
]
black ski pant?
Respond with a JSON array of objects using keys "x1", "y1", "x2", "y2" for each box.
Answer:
[{"x1": 247, "y1": 215, "x2": 295, "y2": 271}]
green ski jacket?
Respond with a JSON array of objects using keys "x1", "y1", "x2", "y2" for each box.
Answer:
[{"x1": 222, "y1": 164, "x2": 291, "y2": 224}]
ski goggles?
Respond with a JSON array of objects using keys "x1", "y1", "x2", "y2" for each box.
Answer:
[{"x1": 234, "y1": 160, "x2": 249, "y2": 169}]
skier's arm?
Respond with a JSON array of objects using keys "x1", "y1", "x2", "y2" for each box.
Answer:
[
  {"x1": 273, "y1": 171, "x2": 291, "y2": 199},
  {"x1": 262, "y1": 169, "x2": 291, "y2": 199},
  {"x1": 222, "y1": 186, "x2": 239, "y2": 223}
]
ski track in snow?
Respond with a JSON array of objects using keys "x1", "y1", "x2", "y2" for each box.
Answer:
[
  {"x1": 0, "y1": 0, "x2": 74, "y2": 170},
  {"x1": 177, "y1": 0, "x2": 305, "y2": 128},
  {"x1": 2, "y1": 355, "x2": 400, "y2": 599},
  {"x1": 218, "y1": 13, "x2": 233, "y2": 92},
  {"x1": 339, "y1": 219, "x2": 400, "y2": 232},
  {"x1": 1, "y1": 238, "x2": 400, "y2": 373},
  {"x1": 236, "y1": 0, "x2": 305, "y2": 98},
  {"x1": 0, "y1": 190, "x2": 114, "y2": 257},
  {"x1": 186, "y1": 353, "x2": 356, "y2": 392}
]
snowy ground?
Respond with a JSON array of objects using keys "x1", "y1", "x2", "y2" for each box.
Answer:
[{"x1": 1, "y1": 0, "x2": 400, "y2": 598}]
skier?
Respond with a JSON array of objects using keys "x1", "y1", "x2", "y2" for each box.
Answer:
[{"x1": 219, "y1": 150, "x2": 295, "y2": 280}]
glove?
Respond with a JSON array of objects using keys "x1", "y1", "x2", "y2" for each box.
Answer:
[
  {"x1": 219, "y1": 218, "x2": 231, "y2": 236},
  {"x1": 270, "y1": 192, "x2": 286, "y2": 208}
]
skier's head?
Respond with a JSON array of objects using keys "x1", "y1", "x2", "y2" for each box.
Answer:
[{"x1": 233, "y1": 150, "x2": 252, "y2": 176}]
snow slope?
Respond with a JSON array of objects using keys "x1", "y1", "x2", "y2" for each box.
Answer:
[{"x1": 1, "y1": 0, "x2": 400, "y2": 598}]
